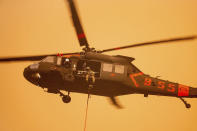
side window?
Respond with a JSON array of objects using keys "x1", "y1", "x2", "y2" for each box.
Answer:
[
  {"x1": 115, "y1": 65, "x2": 124, "y2": 74},
  {"x1": 103, "y1": 63, "x2": 112, "y2": 72}
]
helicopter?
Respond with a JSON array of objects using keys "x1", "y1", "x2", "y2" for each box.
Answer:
[{"x1": 0, "y1": 0, "x2": 197, "y2": 109}]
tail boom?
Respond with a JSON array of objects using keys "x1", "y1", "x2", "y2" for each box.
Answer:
[{"x1": 126, "y1": 72, "x2": 197, "y2": 98}]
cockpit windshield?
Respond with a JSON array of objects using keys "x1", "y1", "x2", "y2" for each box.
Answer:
[{"x1": 41, "y1": 56, "x2": 55, "y2": 63}]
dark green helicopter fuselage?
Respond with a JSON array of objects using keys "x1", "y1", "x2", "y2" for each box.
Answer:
[{"x1": 23, "y1": 52, "x2": 197, "y2": 98}]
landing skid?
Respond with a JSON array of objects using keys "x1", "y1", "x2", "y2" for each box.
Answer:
[{"x1": 179, "y1": 97, "x2": 191, "y2": 109}]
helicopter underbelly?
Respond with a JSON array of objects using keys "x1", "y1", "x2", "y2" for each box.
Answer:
[{"x1": 37, "y1": 77, "x2": 134, "y2": 96}]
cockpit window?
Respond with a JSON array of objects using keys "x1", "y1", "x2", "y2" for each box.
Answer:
[
  {"x1": 56, "y1": 56, "x2": 62, "y2": 65},
  {"x1": 41, "y1": 56, "x2": 55, "y2": 63}
]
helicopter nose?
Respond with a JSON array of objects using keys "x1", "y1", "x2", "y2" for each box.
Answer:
[
  {"x1": 23, "y1": 64, "x2": 41, "y2": 85},
  {"x1": 23, "y1": 63, "x2": 39, "y2": 77}
]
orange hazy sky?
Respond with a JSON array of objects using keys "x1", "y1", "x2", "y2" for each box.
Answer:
[{"x1": 0, "y1": 0, "x2": 197, "y2": 131}]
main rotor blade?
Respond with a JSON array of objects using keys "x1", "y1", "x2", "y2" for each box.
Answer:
[
  {"x1": 100, "y1": 36, "x2": 197, "y2": 53},
  {"x1": 0, "y1": 52, "x2": 79, "y2": 62},
  {"x1": 66, "y1": 0, "x2": 89, "y2": 48}
]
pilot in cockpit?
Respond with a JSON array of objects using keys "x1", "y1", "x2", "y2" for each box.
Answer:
[{"x1": 63, "y1": 58, "x2": 71, "y2": 68}]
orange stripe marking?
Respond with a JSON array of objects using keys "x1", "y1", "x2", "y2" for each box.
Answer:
[
  {"x1": 178, "y1": 84, "x2": 189, "y2": 96},
  {"x1": 129, "y1": 72, "x2": 143, "y2": 87}
]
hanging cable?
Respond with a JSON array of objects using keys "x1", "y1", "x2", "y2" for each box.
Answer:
[
  {"x1": 84, "y1": 93, "x2": 90, "y2": 131},
  {"x1": 84, "y1": 67, "x2": 95, "y2": 131}
]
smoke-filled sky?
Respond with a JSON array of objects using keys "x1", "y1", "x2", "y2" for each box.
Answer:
[{"x1": 0, "y1": 0, "x2": 197, "y2": 131}]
